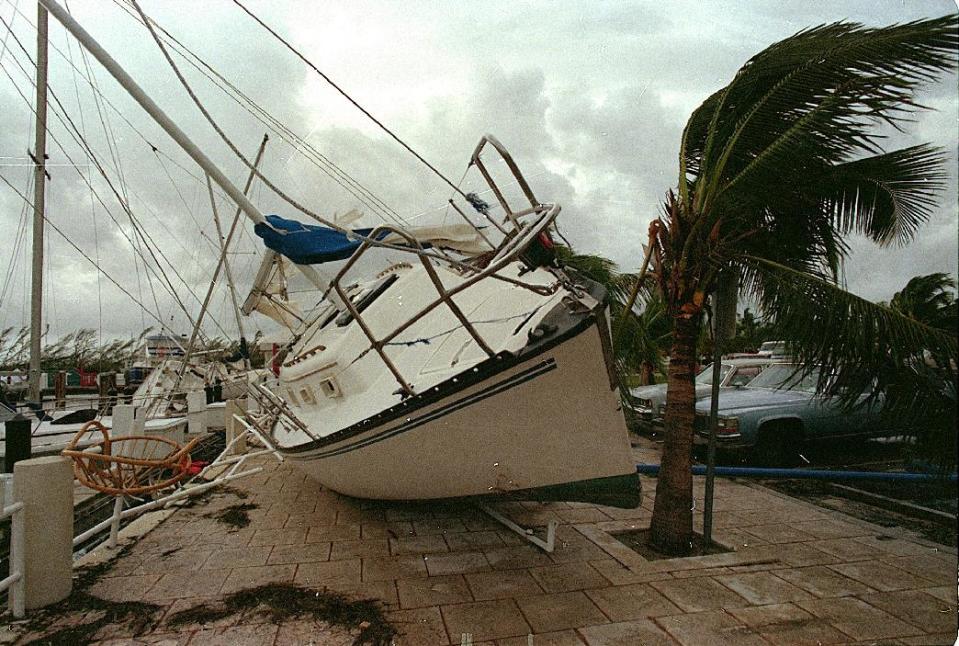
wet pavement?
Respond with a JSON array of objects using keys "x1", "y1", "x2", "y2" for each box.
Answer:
[{"x1": 4, "y1": 438, "x2": 956, "y2": 645}]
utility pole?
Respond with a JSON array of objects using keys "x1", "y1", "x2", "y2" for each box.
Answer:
[
  {"x1": 703, "y1": 269, "x2": 737, "y2": 545},
  {"x1": 28, "y1": 3, "x2": 49, "y2": 406}
]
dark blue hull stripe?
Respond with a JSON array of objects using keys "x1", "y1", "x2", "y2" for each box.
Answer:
[{"x1": 286, "y1": 358, "x2": 557, "y2": 461}]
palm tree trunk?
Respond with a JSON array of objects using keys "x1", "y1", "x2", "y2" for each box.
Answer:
[{"x1": 649, "y1": 314, "x2": 700, "y2": 554}]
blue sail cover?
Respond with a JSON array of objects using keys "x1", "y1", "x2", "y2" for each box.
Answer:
[{"x1": 254, "y1": 215, "x2": 394, "y2": 264}]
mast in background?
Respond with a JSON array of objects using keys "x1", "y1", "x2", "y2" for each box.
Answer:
[{"x1": 28, "y1": 3, "x2": 49, "y2": 405}]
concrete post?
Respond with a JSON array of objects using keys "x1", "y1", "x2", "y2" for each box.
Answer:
[
  {"x1": 13, "y1": 456, "x2": 73, "y2": 609},
  {"x1": 4, "y1": 416, "x2": 32, "y2": 473},
  {"x1": 186, "y1": 390, "x2": 207, "y2": 435},
  {"x1": 54, "y1": 371, "x2": 66, "y2": 409},
  {"x1": 112, "y1": 404, "x2": 135, "y2": 438},
  {"x1": 224, "y1": 399, "x2": 248, "y2": 455}
]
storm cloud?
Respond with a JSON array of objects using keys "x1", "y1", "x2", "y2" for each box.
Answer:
[{"x1": 0, "y1": 0, "x2": 955, "y2": 342}]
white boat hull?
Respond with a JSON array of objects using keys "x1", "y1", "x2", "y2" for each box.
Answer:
[{"x1": 282, "y1": 318, "x2": 641, "y2": 508}]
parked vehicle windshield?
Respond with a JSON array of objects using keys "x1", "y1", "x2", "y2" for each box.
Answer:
[
  {"x1": 747, "y1": 364, "x2": 820, "y2": 393},
  {"x1": 696, "y1": 363, "x2": 732, "y2": 386}
]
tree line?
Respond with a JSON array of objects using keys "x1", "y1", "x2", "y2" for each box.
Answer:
[{"x1": 0, "y1": 326, "x2": 264, "y2": 374}]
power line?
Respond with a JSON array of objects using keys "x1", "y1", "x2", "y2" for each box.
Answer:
[{"x1": 230, "y1": 0, "x2": 469, "y2": 201}]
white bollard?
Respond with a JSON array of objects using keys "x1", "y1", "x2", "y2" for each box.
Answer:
[
  {"x1": 224, "y1": 399, "x2": 248, "y2": 456},
  {"x1": 112, "y1": 404, "x2": 136, "y2": 438},
  {"x1": 186, "y1": 390, "x2": 207, "y2": 435},
  {"x1": 13, "y1": 456, "x2": 73, "y2": 609}
]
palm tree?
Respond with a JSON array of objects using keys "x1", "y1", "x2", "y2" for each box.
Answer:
[
  {"x1": 889, "y1": 272, "x2": 958, "y2": 331},
  {"x1": 645, "y1": 17, "x2": 959, "y2": 554},
  {"x1": 556, "y1": 246, "x2": 671, "y2": 382},
  {"x1": 884, "y1": 273, "x2": 958, "y2": 471}
]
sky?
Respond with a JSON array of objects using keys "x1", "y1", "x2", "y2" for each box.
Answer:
[{"x1": 0, "y1": 0, "x2": 956, "y2": 346}]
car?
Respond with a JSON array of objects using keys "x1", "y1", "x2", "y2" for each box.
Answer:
[
  {"x1": 692, "y1": 363, "x2": 887, "y2": 465},
  {"x1": 626, "y1": 356, "x2": 776, "y2": 432},
  {"x1": 757, "y1": 340, "x2": 789, "y2": 358}
]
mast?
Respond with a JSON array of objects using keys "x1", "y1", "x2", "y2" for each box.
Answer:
[
  {"x1": 210, "y1": 198, "x2": 249, "y2": 370},
  {"x1": 28, "y1": 4, "x2": 49, "y2": 405},
  {"x1": 171, "y1": 136, "x2": 268, "y2": 393},
  {"x1": 36, "y1": 0, "x2": 266, "y2": 226}
]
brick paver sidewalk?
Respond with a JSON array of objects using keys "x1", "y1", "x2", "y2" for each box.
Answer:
[{"x1": 16, "y1": 442, "x2": 956, "y2": 645}]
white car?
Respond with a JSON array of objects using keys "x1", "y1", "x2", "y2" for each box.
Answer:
[
  {"x1": 757, "y1": 341, "x2": 789, "y2": 358},
  {"x1": 627, "y1": 356, "x2": 778, "y2": 431}
]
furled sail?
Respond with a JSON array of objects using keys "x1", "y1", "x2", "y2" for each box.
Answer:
[{"x1": 254, "y1": 215, "x2": 487, "y2": 265}]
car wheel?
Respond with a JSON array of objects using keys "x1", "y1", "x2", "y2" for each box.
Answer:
[{"x1": 752, "y1": 424, "x2": 801, "y2": 468}]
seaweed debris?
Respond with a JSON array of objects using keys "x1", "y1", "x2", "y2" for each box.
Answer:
[
  {"x1": 17, "y1": 543, "x2": 163, "y2": 646},
  {"x1": 164, "y1": 582, "x2": 397, "y2": 645},
  {"x1": 202, "y1": 503, "x2": 258, "y2": 529}
]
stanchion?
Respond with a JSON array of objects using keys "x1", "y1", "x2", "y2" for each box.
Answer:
[{"x1": 4, "y1": 416, "x2": 32, "y2": 473}]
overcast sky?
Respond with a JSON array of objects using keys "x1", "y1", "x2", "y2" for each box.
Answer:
[{"x1": 0, "y1": 0, "x2": 956, "y2": 345}]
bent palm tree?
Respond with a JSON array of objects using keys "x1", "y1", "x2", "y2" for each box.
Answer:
[{"x1": 647, "y1": 17, "x2": 959, "y2": 554}]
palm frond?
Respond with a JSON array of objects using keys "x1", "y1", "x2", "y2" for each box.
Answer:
[
  {"x1": 741, "y1": 255, "x2": 957, "y2": 405},
  {"x1": 890, "y1": 272, "x2": 958, "y2": 330},
  {"x1": 555, "y1": 245, "x2": 630, "y2": 303},
  {"x1": 680, "y1": 88, "x2": 725, "y2": 204},
  {"x1": 818, "y1": 144, "x2": 948, "y2": 245},
  {"x1": 683, "y1": 16, "x2": 958, "y2": 228},
  {"x1": 612, "y1": 291, "x2": 671, "y2": 378}
]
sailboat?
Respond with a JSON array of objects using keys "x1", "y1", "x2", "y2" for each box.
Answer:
[
  {"x1": 32, "y1": 0, "x2": 642, "y2": 508},
  {"x1": 244, "y1": 137, "x2": 641, "y2": 508}
]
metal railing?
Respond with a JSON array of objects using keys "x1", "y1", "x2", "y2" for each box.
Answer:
[
  {"x1": 291, "y1": 135, "x2": 563, "y2": 397},
  {"x1": 0, "y1": 478, "x2": 25, "y2": 618}
]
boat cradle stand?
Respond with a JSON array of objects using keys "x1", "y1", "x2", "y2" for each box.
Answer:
[{"x1": 476, "y1": 503, "x2": 557, "y2": 553}]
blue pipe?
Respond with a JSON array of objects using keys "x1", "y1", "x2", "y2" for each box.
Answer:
[{"x1": 636, "y1": 464, "x2": 958, "y2": 483}]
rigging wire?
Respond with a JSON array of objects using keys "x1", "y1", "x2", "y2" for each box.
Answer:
[
  {"x1": 0, "y1": 0, "x2": 15, "y2": 64},
  {"x1": 67, "y1": 5, "x2": 159, "y2": 330},
  {"x1": 229, "y1": 0, "x2": 469, "y2": 201},
  {"x1": 151, "y1": 151, "x2": 219, "y2": 250},
  {"x1": 2, "y1": 0, "x2": 523, "y2": 354},
  {"x1": 127, "y1": 0, "x2": 414, "y2": 234},
  {"x1": 0, "y1": 0, "x2": 242, "y2": 229},
  {"x1": 0, "y1": 172, "x2": 199, "y2": 344},
  {"x1": 112, "y1": 0, "x2": 407, "y2": 228},
  {"x1": 0, "y1": 172, "x2": 31, "y2": 316},
  {"x1": 62, "y1": 18, "x2": 104, "y2": 354},
  {"x1": 0, "y1": 35, "x2": 232, "y2": 340},
  {"x1": 5, "y1": 0, "x2": 494, "y2": 273},
  {"x1": 126, "y1": 0, "x2": 462, "y2": 262}
]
